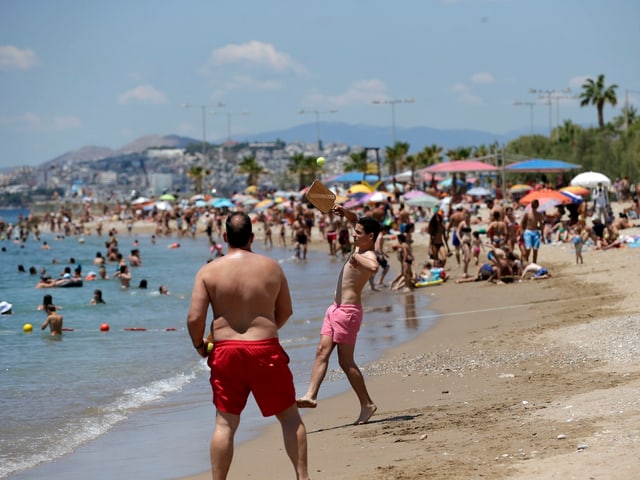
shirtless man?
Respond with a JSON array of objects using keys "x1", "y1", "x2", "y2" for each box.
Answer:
[
  {"x1": 41, "y1": 305, "x2": 63, "y2": 336},
  {"x1": 186, "y1": 212, "x2": 309, "y2": 480},
  {"x1": 297, "y1": 205, "x2": 379, "y2": 425},
  {"x1": 520, "y1": 199, "x2": 545, "y2": 264}
]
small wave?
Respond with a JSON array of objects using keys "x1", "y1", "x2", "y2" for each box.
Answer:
[{"x1": 0, "y1": 369, "x2": 198, "y2": 479}]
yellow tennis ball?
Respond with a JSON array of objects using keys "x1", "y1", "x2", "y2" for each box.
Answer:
[
  {"x1": 23, "y1": 323, "x2": 33, "y2": 333},
  {"x1": 316, "y1": 156, "x2": 326, "y2": 167},
  {"x1": 207, "y1": 342, "x2": 214, "y2": 353}
]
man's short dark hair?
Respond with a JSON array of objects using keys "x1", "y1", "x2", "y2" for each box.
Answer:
[
  {"x1": 358, "y1": 216, "x2": 381, "y2": 241},
  {"x1": 225, "y1": 212, "x2": 253, "y2": 247}
]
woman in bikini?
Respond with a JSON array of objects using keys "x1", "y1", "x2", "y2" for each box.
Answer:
[{"x1": 456, "y1": 209, "x2": 473, "y2": 278}]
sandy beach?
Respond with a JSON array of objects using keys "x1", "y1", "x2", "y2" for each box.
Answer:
[{"x1": 76, "y1": 203, "x2": 640, "y2": 479}]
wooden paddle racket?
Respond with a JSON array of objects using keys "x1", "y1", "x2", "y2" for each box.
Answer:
[{"x1": 305, "y1": 180, "x2": 336, "y2": 213}]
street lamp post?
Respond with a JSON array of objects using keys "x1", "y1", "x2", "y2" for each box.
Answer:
[
  {"x1": 211, "y1": 111, "x2": 250, "y2": 141},
  {"x1": 512, "y1": 101, "x2": 535, "y2": 135},
  {"x1": 371, "y1": 98, "x2": 415, "y2": 145},
  {"x1": 181, "y1": 102, "x2": 225, "y2": 161},
  {"x1": 298, "y1": 109, "x2": 337, "y2": 152},
  {"x1": 528, "y1": 88, "x2": 570, "y2": 136}
]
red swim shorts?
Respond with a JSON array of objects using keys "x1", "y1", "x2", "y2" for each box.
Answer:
[
  {"x1": 320, "y1": 303, "x2": 363, "y2": 345},
  {"x1": 208, "y1": 338, "x2": 295, "y2": 417}
]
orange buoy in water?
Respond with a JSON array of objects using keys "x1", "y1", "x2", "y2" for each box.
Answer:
[{"x1": 100, "y1": 323, "x2": 110, "y2": 332}]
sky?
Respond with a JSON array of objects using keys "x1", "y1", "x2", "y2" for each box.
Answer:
[{"x1": 1, "y1": 0, "x2": 639, "y2": 167}]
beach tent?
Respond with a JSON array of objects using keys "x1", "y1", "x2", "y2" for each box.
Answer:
[
  {"x1": 504, "y1": 159, "x2": 581, "y2": 172},
  {"x1": 327, "y1": 172, "x2": 380, "y2": 183},
  {"x1": 423, "y1": 160, "x2": 498, "y2": 173}
]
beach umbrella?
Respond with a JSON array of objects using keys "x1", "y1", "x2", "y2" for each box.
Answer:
[
  {"x1": 466, "y1": 186, "x2": 492, "y2": 197},
  {"x1": 190, "y1": 194, "x2": 205, "y2": 202},
  {"x1": 154, "y1": 200, "x2": 173, "y2": 211},
  {"x1": 561, "y1": 185, "x2": 590, "y2": 197},
  {"x1": 194, "y1": 199, "x2": 207, "y2": 207},
  {"x1": 159, "y1": 193, "x2": 176, "y2": 201},
  {"x1": 363, "y1": 191, "x2": 388, "y2": 203},
  {"x1": 519, "y1": 189, "x2": 573, "y2": 206},
  {"x1": 348, "y1": 184, "x2": 374, "y2": 194},
  {"x1": 212, "y1": 198, "x2": 235, "y2": 209},
  {"x1": 509, "y1": 184, "x2": 532, "y2": 194},
  {"x1": 403, "y1": 190, "x2": 427, "y2": 200},
  {"x1": 132, "y1": 196, "x2": 151, "y2": 205},
  {"x1": 406, "y1": 194, "x2": 440, "y2": 209},
  {"x1": 570, "y1": 171, "x2": 611, "y2": 188},
  {"x1": 560, "y1": 190, "x2": 583, "y2": 204},
  {"x1": 437, "y1": 177, "x2": 467, "y2": 189},
  {"x1": 254, "y1": 198, "x2": 275, "y2": 210},
  {"x1": 245, "y1": 185, "x2": 259, "y2": 194}
]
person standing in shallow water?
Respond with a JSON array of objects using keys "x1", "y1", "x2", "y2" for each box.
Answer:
[
  {"x1": 186, "y1": 211, "x2": 309, "y2": 480},
  {"x1": 297, "y1": 204, "x2": 379, "y2": 425}
]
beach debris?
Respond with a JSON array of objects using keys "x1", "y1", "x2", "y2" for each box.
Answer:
[
  {"x1": 420, "y1": 433, "x2": 428, "y2": 440},
  {"x1": 557, "y1": 434, "x2": 567, "y2": 440},
  {"x1": 499, "y1": 373, "x2": 515, "y2": 378},
  {"x1": 577, "y1": 444, "x2": 589, "y2": 451}
]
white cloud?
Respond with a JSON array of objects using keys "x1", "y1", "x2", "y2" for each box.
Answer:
[
  {"x1": 471, "y1": 72, "x2": 494, "y2": 84},
  {"x1": 0, "y1": 45, "x2": 38, "y2": 70},
  {"x1": 223, "y1": 75, "x2": 282, "y2": 91},
  {"x1": 450, "y1": 83, "x2": 469, "y2": 93},
  {"x1": 118, "y1": 85, "x2": 168, "y2": 105},
  {"x1": 304, "y1": 79, "x2": 388, "y2": 108},
  {"x1": 208, "y1": 41, "x2": 308, "y2": 76}
]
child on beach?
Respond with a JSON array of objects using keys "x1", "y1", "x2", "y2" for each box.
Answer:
[
  {"x1": 471, "y1": 231, "x2": 484, "y2": 265},
  {"x1": 571, "y1": 223, "x2": 588, "y2": 264}
]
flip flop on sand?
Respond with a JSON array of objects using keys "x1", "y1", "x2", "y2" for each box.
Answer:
[{"x1": 296, "y1": 398, "x2": 317, "y2": 408}]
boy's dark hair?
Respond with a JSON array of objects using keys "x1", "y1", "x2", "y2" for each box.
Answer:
[
  {"x1": 225, "y1": 212, "x2": 253, "y2": 247},
  {"x1": 357, "y1": 216, "x2": 381, "y2": 241}
]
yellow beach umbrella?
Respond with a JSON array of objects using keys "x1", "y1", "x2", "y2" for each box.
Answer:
[{"x1": 348, "y1": 184, "x2": 374, "y2": 194}]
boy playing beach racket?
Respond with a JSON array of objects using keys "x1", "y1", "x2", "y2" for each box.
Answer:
[{"x1": 297, "y1": 204, "x2": 379, "y2": 425}]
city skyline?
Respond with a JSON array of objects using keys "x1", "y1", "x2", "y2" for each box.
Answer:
[{"x1": 1, "y1": 0, "x2": 639, "y2": 167}]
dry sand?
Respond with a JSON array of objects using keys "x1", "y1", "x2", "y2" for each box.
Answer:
[{"x1": 95, "y1": 206, "x2": 640, "y2": 479}]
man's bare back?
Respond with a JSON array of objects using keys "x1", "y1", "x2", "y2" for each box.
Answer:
[
  {"x1": 188, "y1": 249, "x2": 292, "y2": 343},
  {"x1": 41, "y1": 308, "x2": 63, "y2": 336}
]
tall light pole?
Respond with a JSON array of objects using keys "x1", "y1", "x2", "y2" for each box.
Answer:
[
  {"x1": 512, "y1": 101, "x2": 535, "y2": 135},
  {"x1": 529, "y1": 88, "x2": 570, "y2": 136},
  {"x1": 211, "y1": 111, "x2": 250, "y2": 141},
  {"x1": 298, "y1": 108, "x2": 337, "y2": 152},
  {"x1": 181, "y1": 102, "x2": 225, "y2": 161},
  {"x1": 372, "y1": 98, "x2": 415, "y2": 145}
]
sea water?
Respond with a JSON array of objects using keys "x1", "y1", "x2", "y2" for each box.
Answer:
[{"x1": 0, "y1": 226, "x2": 437, "y2": 479}]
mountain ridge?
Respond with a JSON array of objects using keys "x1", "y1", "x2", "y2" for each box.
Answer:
[{"x1": 39, "y1": 122, "x2": 541, "y2": 168}]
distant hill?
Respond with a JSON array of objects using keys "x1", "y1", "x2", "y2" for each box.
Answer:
[
  {"x1": 39, "y1": 123, "x2": 539, "y2": 168},
  {"x1": 43, "y1": 134, "x2": 200, "y2": 167},
  {"x1": 244, "y1": 122, "x2": 514, "y2": 150}
]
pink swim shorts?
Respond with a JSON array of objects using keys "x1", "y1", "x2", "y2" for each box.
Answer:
[{"x1": 320, "y1": 303, "x2": 363, "y2": 345}]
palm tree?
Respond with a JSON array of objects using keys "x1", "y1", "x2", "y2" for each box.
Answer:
[
  {"x1": 343, "y1": 150, "x2": 369, "y2": 181},
  {"x1": 287, "y1": 153, "x2": 319, "y2": 190},
  {"x1": 384, "y1": 142, "x2": 410, "y2": 176},
  {"x1": 186, "y1": 165, "x2": 211, "y2": 194},
  {"x1": 238, "y1": 155, "x2": 266, "y2": 187},
  {"x1": 579, "y1": 74, "x2": 618, "y2": 130}
]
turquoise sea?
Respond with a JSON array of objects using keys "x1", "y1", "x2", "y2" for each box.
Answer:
[{"x1": 0, "y1": 211, "x2": 438, "y2": 480}]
